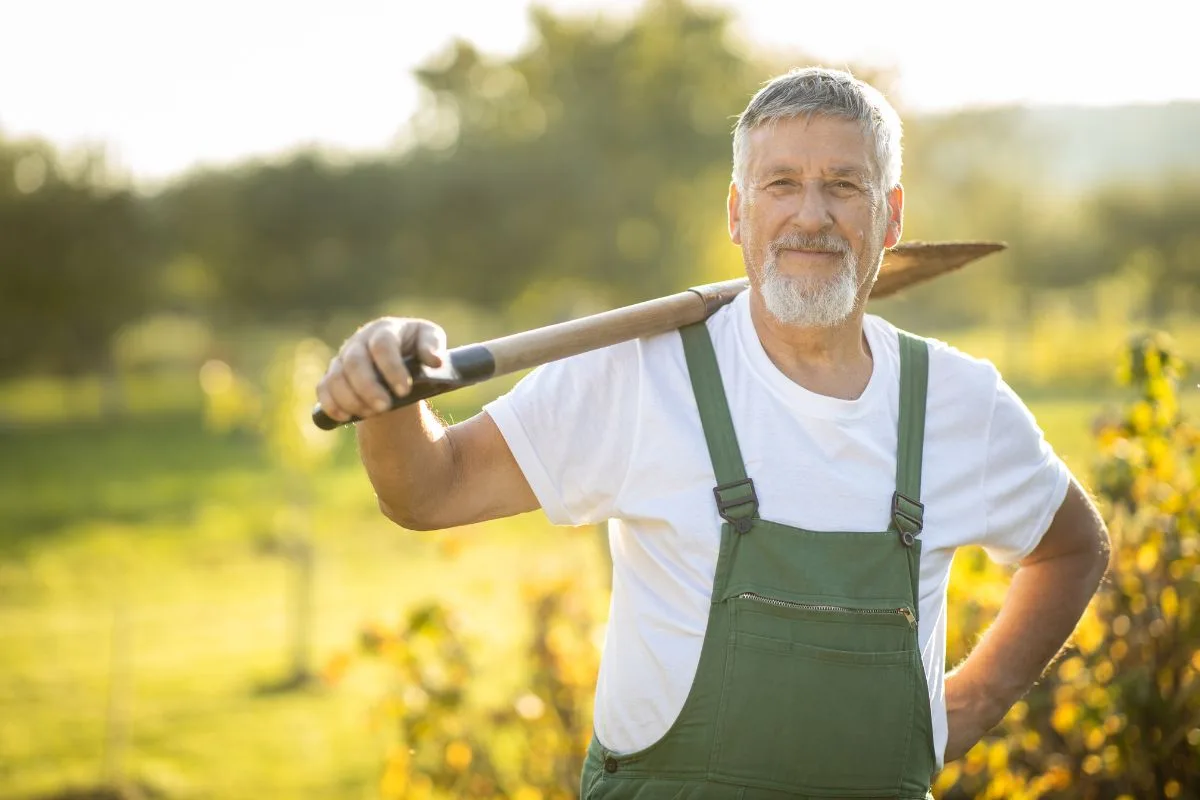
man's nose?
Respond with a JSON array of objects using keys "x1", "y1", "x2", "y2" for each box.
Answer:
[{"x1": 789, "y1": 185, "x2": 834, "y2": 233}]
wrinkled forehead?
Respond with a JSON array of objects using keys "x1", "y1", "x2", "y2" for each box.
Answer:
[{"x1": 743, "y1": 114, "x2": 877, "y2": 180}]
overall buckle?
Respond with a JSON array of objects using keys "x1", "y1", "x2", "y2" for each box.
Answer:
[
  {"x1": 714, "y1": 478, "x2": 758, "y2": 534},
  {"x1": 891, "y1": 491, "x2": 924, "y2": 547}
]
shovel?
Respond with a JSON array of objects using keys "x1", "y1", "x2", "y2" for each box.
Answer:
[{"x1": 312, "y1": 241, "x2": 1004, "y2": 430}]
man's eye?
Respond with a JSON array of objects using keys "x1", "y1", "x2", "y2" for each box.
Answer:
[{"x1": 832, "y1": 181, "x2": 858, "y2": 191}]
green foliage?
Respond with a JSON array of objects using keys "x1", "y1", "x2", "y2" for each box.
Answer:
[
  {"x1": 262, "y1": 338, "x2": 337, "y2": 474},
  {"x1": 381, "y1": 0, "x2": 778, "y2": 308},
  {"x1": 0, "y1": 138, "x2": 154, "y2": 378},
  {"x1": 935, "y1": 333, "x2": 1200, "y2": 799},
  {"x1": 329, "y1": 581, "x2": 602, "y2": 799},
  {"x1": 1090, "y1": 182, "x2": 1200, "y2": 316},
  {"x1": 157, "y1": 156, "x2": 411, "y2": 325}
]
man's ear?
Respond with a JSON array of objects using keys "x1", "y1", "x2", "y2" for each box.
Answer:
[
  {"x1": 728, "y1": 182, "x2": 743, "y2": 245},
  {"x1": 883, "y1": 184, "x2": 904, "y2": 249}
]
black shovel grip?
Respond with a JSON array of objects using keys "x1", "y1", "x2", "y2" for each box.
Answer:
[{"x1": 311, "y1": 344, "x2": 496, "y2": 430}]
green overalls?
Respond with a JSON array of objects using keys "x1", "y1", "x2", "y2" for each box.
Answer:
[{"x1": 581, "y1": 322, "x2": 937, "y2": 799}]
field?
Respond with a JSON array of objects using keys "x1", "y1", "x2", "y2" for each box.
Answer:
[
  {"x1": 0, "y1": 360, "x2": 1196, "y2": 799},
  {"x1": 0, "y1": 393, "x2": 609, "y2": 800}
]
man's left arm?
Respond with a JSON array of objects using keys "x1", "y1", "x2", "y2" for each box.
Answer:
[{"x1": 943, "y1": 476, "x2": 1111, "y2": 762}]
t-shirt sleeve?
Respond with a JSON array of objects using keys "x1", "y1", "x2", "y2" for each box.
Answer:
[
  {"x1": 482, "y1": 339, "x2": 640, "y2": 527},
  {"x1": 979, "y1": 377, "x2": 1072, "y2": 564}
]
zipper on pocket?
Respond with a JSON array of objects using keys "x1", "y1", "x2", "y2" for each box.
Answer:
[{"x1": 737, "y1": 592, "x2": 917, "y2": 628}]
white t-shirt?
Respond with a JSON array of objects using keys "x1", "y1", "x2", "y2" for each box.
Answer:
[{"x1": 484, "y1": 289, "x2": 1070, "y2": 768}]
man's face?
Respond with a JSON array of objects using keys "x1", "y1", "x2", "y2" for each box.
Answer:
[{"x1": 729, "y1": 114, "x2": 904, "y2": 328}]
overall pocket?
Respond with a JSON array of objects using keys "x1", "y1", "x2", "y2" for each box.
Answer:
[{"x1": 708, "y1": 598, "x2": 921, "y2": 795}]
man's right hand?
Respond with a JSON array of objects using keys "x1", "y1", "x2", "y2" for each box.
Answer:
[
  {"x1": 316, "y1": 317, "x2": 448, "y2": 424},
  {"x1": 321, "y1": 316, "x2": 538, "y2": 530}
]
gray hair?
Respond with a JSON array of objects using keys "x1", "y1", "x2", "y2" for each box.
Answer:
[{"x1": 732, "y1": 67, "x2": 903, "y2": 193}]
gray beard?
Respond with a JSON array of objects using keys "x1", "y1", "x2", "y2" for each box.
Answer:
[{"x1": 758, "y1": 234, "x2": 862, "y2": 328}]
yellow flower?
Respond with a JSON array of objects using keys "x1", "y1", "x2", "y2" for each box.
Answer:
[
  {"x1": 445, "y1": 740, "x2": 473, "y2": 771},
  {"x1": 1057, "y1": 656, "x2": 1085, "y2": 683},
  {"x1": 1042, "y1": 764, "x2": 1072, "y2": 790},
  {"x1": 987, "y1": 741, "x2": 1008, "y2": 772},
  {"x1": 1144, "y1": 347, "x2": 1163, "y2": 379},
  {"x1": 1086, "y1": 685, "x2": 1110, "y2": 710},
  {"x1": 379, "y1": 748, "x2": 410, "y2": 798},
  {"x1": 1115, "y1": 352, "x2": 1133, "y2": 386},
  {"x1": 1136, "y1": 542, "x2": 1159, "y2": 574},
  {"x1": 933, "y1": 762, "x2": 961, "y2": 792},
  {"x1": 1051, "y1": 702, "x2": 1079, "y2": 735},
  {"x1": 1160, "y1": 586, "x2": 1179, "y2": 621},
  {"x1": 1004, "y1": 700, "x2": 1028, "y2": 724},
  {"x1": 1130, "y1": 401, "x2": 1154, "y2": 433}
]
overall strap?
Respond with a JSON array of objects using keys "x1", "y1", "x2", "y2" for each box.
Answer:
[
  {"x1": 679, "y1": 322, "x2": 758, "y2": 534},
  {"x1": 890, "y1": 331, "x2": 930, "y2": 546}
]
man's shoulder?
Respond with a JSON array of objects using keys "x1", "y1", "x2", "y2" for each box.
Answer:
[
  {"x1": 866, "y1": 315, "x2": 1003, "y2": 425},
  {"x1": 626, "y1": 293, "x2": 741, "y2": 363},
  {"x1": 867, "y1": 314, "x2": 1000, "y2": 384}
]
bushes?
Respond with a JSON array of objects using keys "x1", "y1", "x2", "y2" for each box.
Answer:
[
  {"x1": 936, "y1": 332, "x2": 1199, "y2": 799},
  {"x1": 329, "y1": 583, "x2": 602, "y2": 799}
]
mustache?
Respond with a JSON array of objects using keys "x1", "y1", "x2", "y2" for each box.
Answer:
[{"x1": 769, "y1": 232, "x2": 850, "y2": 256}]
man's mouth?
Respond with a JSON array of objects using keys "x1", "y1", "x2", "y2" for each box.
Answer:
[{"x1": 779, "y1": 248, "x2": 842, "y2": 257}]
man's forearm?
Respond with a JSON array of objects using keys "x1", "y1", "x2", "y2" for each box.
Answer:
[
  {"x1": 356, "y1": 401, "x2": 456, "y2": 529},
  {"x1": 945, "y1": 546, "x2": 1108, "y2": 755}
]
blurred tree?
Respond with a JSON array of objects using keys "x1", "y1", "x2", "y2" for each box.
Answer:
[
  {"x1": 155, "y1": 0, "x2": 850, "y2": 329},
  {"x1": 1088, "y1": 180, "x2": 1200, "y2": 316},
  {"x1": 402, "y1": 0, "x2": 769, "y2": 307},
  {"x1": 8, "y1": 0, "x2": 1199, "y2": 384},
  {"x1": 0, "y1": 136, "x2": 154, "y2": 378},
  {"x1": 884, "y1": 110, "x2": 1100, "y2": 330},
  {"x1": 157, "y1": 155, "x2": 408, "y2": 325}
]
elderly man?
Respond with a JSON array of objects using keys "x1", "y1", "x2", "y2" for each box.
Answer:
[{"x1": 317, "y1": 67, "x2": 1110, "y2": 799}]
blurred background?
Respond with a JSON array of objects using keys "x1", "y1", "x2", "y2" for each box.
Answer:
[{"x1": 2, "y1": 1, "x2": 1199, "y2": 798}]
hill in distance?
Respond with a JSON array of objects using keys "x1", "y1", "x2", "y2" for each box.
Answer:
[{"x1": 913, "y1": 101, "x2": 1200, "y2": 191}]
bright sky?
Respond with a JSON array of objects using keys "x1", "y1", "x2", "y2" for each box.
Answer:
[{"x1": 3, "y1": 0, "x2": 1198, "y2": 184}]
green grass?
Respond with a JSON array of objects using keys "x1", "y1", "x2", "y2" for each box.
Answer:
[
  {"x1": 0, "y1": 407, "x2": 605, "y2": 800},
  {"x1": 0, "y1": 382, "x2": 1194, "y2": 799}
]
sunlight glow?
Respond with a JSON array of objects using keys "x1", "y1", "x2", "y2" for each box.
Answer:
[{"x1": 1, "y1": 0, "x2": 1195, "y2": 182}]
